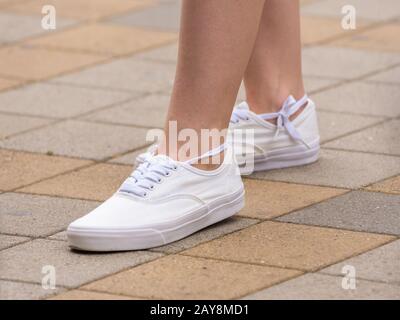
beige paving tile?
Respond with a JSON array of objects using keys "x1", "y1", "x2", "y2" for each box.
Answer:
[
  {"x1": 0, "y1": 279, "x2": 63, "y2": 300},
  {"x1": 0, "y1": 46, "x2": 108, "y2": 81},
  {"x1": 7, "y1": 0, "x2": 152, "y2": 20},
  {"x1": 365, "y1": 176, "x2": 400, "y2": 195},
  {"x1": 301, "y1": 0, "x2": 400, "y2": 21},
  {"x1": 0, "y1": 77, "x2": 21, "y2": 91},
  {"x1": 108, "y1": 146, "x2": 149, "y2": 165},
  {"x1": 252, "y1": 149, "x2": 400, "y2": 189},
  {"x1": 27, "y1": 24, "x2": 177, "y2": 56},
  {"x1": 0, "y1": 239, "x2": 163, "y2": 288},
  {"x1": 51, "y1": 57, "x2": 176, "y2": 93},
  {"x1": 19, "y1": 163, "x2": 132, "y2": 201},
  {"x1": 84, "y1": 93, "x2": 169, "y2": 128},
  {"x1": 152, "y1": 217, "x2": 259, "y2": 254},
  {"x1": 0, "y1": 193, "x2": 99, "y2": 237},
  {"x1": 0, "y1": 149, "x2": 91, "y2": 191},
  {"x1": 48, "y1": 231, "x2": 67, "y2": 241},
  {"x1": 321, "y1": 239, "x2": 400, "y2": 285},
  {"x1": 183, "y1": 221, "x2": 394, "y2": 271},
  {"x1": 83, "y1": 255, "x2": 302, "y2": 300},
  {"x1": 331, "y1": 23, "x2": 400, "y2": 53},
  {"x1": 49, "y1": 290, "x2": 136, "y2": 300},
  {"x1": 301, "y1": 15, "x2": 370, "y2": 45},
  {"x1": 0, "y1": 83, "x2": 135, "y2": 118},
  {"x1": 367, "y1": 65, "x2": 400, "y2": 85},
  {"x1": 243, "y1": 273, "x2": 400, "y2": 300},
  {"x1": 0, "y1": 113, "x2": 52, "y2": 139},
  {"x1": 302, "y1": 46, "x2": 400, "y2": 80},
  {"x1": 0, "y1": 234, "x2": 29, "y2": 250},
  {"x1": 135, "y1": 42, "x2": 178, "y2": 63},
  {"x1": 324, "y1": 119, "x2": 400, "y2": 156},
  {"x1": 0, "y1": 120, "x2": 149, "y2": 160},
  {"x1": 239, "y1": 179, "x2": 347, "y2": 219},
  {"x1": 318, "y1": 110, "x2": 383, "y2": 143},
  {"x1": 313, "y1": 81, "x2": 400, "y2": 117}
]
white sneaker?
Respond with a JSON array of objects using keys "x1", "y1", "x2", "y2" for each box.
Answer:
[
  {"x1": 230, "y1": 95, "x2": 320, "y2": 174},
  {"x1": 67, "y1": 145, "x2": 244, "y2": 251}
]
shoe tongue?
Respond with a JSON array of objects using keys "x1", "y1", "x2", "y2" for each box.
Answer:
[{"x1": 235, "y1": 101, "x2": 250, "y2": 110}]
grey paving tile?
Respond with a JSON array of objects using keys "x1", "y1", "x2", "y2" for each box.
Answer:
[
  {"x1": 302, "y1": 46, "x2": 400, "y2": 79},
  {"x1": 252, "y1": 149, "x2": 400, "y2": 189},
  {"x1": 108, "y1": 146, "x2": 149, "y2": 165},
  {"x1": 51, "y1": 58, "x2": 176, "y2": 93},
  {"x1": 321, "y1": 240, "x2": 400, "y2": 285},
  {"x1": 243, "y1": 273, "x2": 400, "y2": 300},
  {"x1": 301, "y1": 0, "x2": 400, "y2": 21},
  {"x1": 367, "y1": 66, "x2": 400, "y2": 85},
  {"x1": 324, "y1": 119, "x2": 400, "y2": 156},
  {"x1": 135, "y1": 42, "x2": 178, "y2": 63},
  {"x1": 83, "y1": 93, "x2": 169, "y2": 128},
  {"x1": 304, "y1": 76, "x2": 340, "y2": 93},
  {"x1": 0, "y1": 113, "x2": 52, "y2": 139},
  {"x1": 48, "y1": 231, "x2": 67, "y2": 242},
  {"x1": 318, "y1": 110, "x2": 383, "y2": 143},
  {"x1": 0, "y1": 12, "x2": 75, "y2": 45},
  {"x1": 109, "y1": 1, "x2": 181, "y2": 31},
  {"x1": 152, "y1": 217, "x2": 259, "y2": 254},
  {"x1": 0, "y1": 239, "x2": 163, "y2": 288},
  {"x1": 0, "y1": 193, "x2": 99, "y2": 237},
  {"x1": 0, "y1": 120, "x2": 149, "y2": 160},
  {"x1": 0, "y1": 234, "x2": 30, "y2": 250},
  {"x1": 313, "y1": 81, "x2": 400, "y2": 117},
  {"x1": 0, "y1": 83, "x2": 134, "y2": 118},
  {"x1": 0, "y1": 279, "x2": 63, "y2": 300},
  {"x1": 278, "y1": 191, "x2": 400, "y2": 235}
]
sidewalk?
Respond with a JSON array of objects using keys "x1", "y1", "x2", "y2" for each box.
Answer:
[{"x1": 0, "y1": 0, "x2": 399, "y2": 300}]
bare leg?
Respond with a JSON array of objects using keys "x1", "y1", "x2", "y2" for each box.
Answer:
[
  {"x1": 244, "y1": 0, "x2": 305, "y2": 114},
  {"x1": 160, "y1": 0, "x2": 266, "y2": 162}
]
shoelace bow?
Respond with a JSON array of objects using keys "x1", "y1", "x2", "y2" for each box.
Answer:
[
  {"x1": 120, "y1": 144, "x2": 226, "y2": 197},
  {"x1": 231, "y1": 95, "x2": 310, "y2": 148}
]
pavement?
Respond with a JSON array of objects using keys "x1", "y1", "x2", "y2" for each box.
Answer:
[{"x1": 0, "y1": 0, "x2": 399, "y2": 300}]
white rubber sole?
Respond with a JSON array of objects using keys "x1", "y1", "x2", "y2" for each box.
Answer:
[
  {"x1": 67, "y1": 189, "x2": 245, "y2": 252},
  {"x1": 239, "y1": 140, "x2": 320, "y2": 174}
]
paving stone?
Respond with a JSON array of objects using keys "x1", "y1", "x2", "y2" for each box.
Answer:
[
  {"x1": 302, "y1": 46, "x2": 400, "y2": 79},
  {"x1": 84, "y1": 93, "x2": 169, "y2": 128},
  {"x1": 0, "y1": 234, "x2": 30, "y2": 250},
  {"x1": 183, "y1": 221, "x2": 394, "y2": 271},
  {"x1": 239, "y1": 179, "x2": 347, "y2": 219},
  {"x1": 367, "y1": 65, "x2": 400, "y2": 85},
  {"x1": 304, "y1": 76, "x2": 340, "y2": 93},
  {"x1": 0, "y1": 12, "x2": 75, "y2": 45},
  {"x1": 0, "y1": 193, "x2": 99, "y2": 237},
  {"x1": 152, "y1": 217, "x2": 258, "y2": 254},
  {"x1": 301, "y1": 0, "x2": 400, "y2": 21},
  {"x1": 365, "y1": 176, "x2": 400, "y2": 195},
  {"x1": 313, "y1": 81, "x2": 400, "y2": 117},
  {"x1": 0, "y1": 149, "x2": 91, "y2": 191},
  {"x1": 108, "y1": 146, "x2": 149, "y2": 165},
  {"x1": 318, "y1": 110, "x2": 383, "y2": 143},
  {"x1": 19, "y1": 163, "x2": 132, "y2": 201},
  {"x1": 0, "y1": 120, "x2": 149, "y2": 160},
  {"x1": 49, "y1": 290, "x2": 136, "y2": 300},
  {"x1": 324, "y1": 119, "x2": 400, "y2": 156},
  {"x1": 83, "y1": 254, "x2": 301, "y2": 300},
  {"x1": 48, "y1": 231, "x2": 67, "y2": 242},
  {"x1": 0, "y1": 239, "x2": 163, "y2": 288},
  {"x1": 301, "y1": 15, "x2": 370, "y2": 45},
  {"x1": 277, "y1": 191, "x2": 400, "y2": 236},
  {"x1": 52, "y1": 57, "x2": 176, "y2": 93},
  {"x1": 7, "y1": 0, "x2": 152, "y2": 20},
  {"x1": 252, "y1": 149, "x2": 400, "y2": 189},
  {"x1": 0, "y1": 113, "x2": 52, "y2": 139},
  {"x1": 27, "y1": 24, "x2": 177, "y2": 56},
  {"x1": 243, "y1": 273, "x2": 400, "y2": 300},
  {"x1": 109, "y1": 1, "x2": 181, "y2": 31},
  {"x1": 0, "y1": 83, "x2": 134, "y2": 118},
  {"x1": 321, "y1": 239, "x2": 400, "y2": 285},
  {"x1": 135, "y1": 42, "x2": 178, "y2": 63},
  {"x1": 0, "y1": 77, "x2": 21, "y2": 91},
  {"x1": 0, "y1": 46, "x2": 108, "y2": 81},
  {"x1": 332, "y1": 22, "x2": 400, "y2": 53},
  {"x1": 0, "y1": 279, "x2": 63, "y2": 300}
]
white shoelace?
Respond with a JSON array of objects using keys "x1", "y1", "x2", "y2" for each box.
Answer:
[
  {"x1": 120, "y1": 144, "x2": 226, "y2": 197},
  {"x1": 231, "y1": 95, "x2": 310, "y2": 147}
]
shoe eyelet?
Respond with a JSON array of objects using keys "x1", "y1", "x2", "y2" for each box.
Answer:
[
  {"x1": 165, "y1": 172, "x2": 171, "y2": 177},
  {"x1": 149, "y1": 185, "x2": 155, "y2": 190},
  {"x1": 143, "y1": 192, "x2": 148, "y2": 197},
  {"x1": 157, "y1": 178, "x2": 163, "y2": 183}
]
